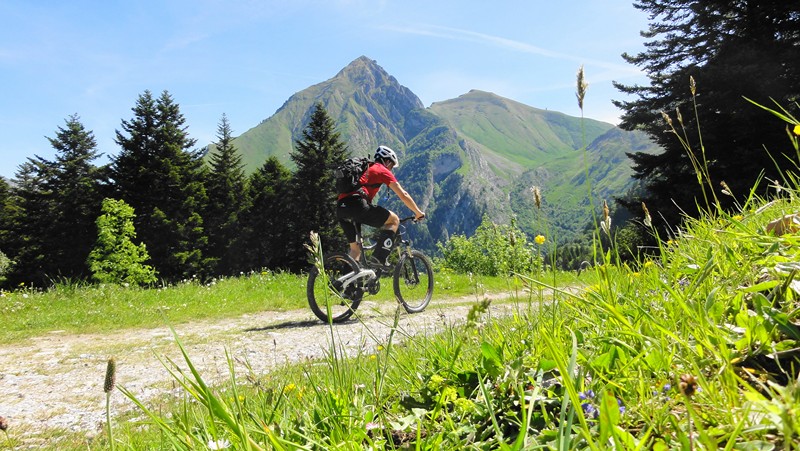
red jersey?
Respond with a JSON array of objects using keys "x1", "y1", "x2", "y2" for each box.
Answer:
[{"x1": 337, "y1": 162, "x2": 396, "y2": 201}]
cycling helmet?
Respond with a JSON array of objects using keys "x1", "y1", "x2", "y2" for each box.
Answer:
[{"x1": 374, "y1": 145, "x2": 399, "y2": 167}]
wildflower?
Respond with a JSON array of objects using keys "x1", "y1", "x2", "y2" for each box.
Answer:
[
  {"x1": 576, "y1": 65, "x2": 588, "y2": 111},
  {"x1": 617, "y1": 398, "x2": 626, "y2": 414},
  {"x1": 733, "y1": 215, "x2": 744, "y2": 222},
  {"x1": 535, "y1": 235, "x2": 546, "y2": 245},
  {"x1": 793, "y1": 124, "x2": 800, "y2": 136},
  {"x1": 365, "y1": 421, "x2": 381, "y2": 431},
  {"x1": 679, "y1": 374, "x2": 698, "y2": 398},
  {"x1": 369, "y1": 354, "x2": 377, "y2": 361},
  {"x1": 579, "y1": 390, "x2": 595, "y2": 401},
  {"x1": 284, "y1": 383, "x2": 296, "y2": 393},
  {"x1": 643, "y1": 261, "x2": 654, "y2": 269},
  {"x1": 208, "y1": 438, "x2": 231, "y2": 450},
  {"x1": 104, "y1": 358, "x2": 116, "y2": 393}
]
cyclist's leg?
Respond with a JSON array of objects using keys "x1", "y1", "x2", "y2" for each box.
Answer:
[{"x1": 366, "y1": 208, "x2": 397, "y2": 265}]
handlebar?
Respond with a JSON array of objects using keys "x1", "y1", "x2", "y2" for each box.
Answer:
[{"x1": 400, "y1": 215, "x2": 425, "y2": 224}]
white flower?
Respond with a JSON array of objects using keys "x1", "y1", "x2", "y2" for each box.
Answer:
[{"x1": 208, "y1": 438, "x2": 231, "y2": 450}]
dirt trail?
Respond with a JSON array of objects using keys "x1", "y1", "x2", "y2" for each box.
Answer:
[{"x1": 0, "y1": 292, "x2": 529, "y2": 443}]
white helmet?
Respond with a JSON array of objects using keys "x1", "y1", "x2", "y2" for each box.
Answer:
[{"x1": 374, "y1": 145, "x2": 399, "y2": 167}]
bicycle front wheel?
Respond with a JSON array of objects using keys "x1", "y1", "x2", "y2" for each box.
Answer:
[
  {"x1": 393, "y1": 249, "x2": 434, "y2": 313},
  {"x1": 307, "y1": 252, "x2": 362, "y2": 323}
]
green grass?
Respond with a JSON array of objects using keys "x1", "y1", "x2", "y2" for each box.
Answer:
[
  {"x1": 0, "y1": 269, "x2": 569, "y2": 344},
  {"x1": 89, "y1": 193, "x2": 799, "y2": 450}
]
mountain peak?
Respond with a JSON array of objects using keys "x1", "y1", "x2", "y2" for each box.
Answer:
[{"x1": 335, "y1": 56, "x2": 386, "y2": 81}]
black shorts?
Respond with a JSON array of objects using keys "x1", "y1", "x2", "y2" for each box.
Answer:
[{"x1": 336, "y1": 195, "x2": 391, "y2": 242}]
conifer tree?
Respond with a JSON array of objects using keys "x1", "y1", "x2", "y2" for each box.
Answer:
[
  {"x1": 203, "y1": 114, "x2": 247, "y2": 275},
  {"x1": 3, "y1": 161, "x2": 53, "y2": 286},
  {"x1": 110, "y1": 90, "x2": 208, "y2": 280},
  {"x1": 285, "y1": 103, "x2": 348, "y2": 271},
  {"x1": 1, "y1": 116, "x2": 103, "y2": 286},
  {"x1": 615, "y1": 0, "x2": 800, "y2": 229},
  {"x1": 43, "y1": 114, "x2": 104, "y2": 280},
  {"x1": 241, "y1": 156, "x2": 291, "y2": 270}
]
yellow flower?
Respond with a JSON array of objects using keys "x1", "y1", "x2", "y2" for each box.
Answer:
[
  {"x1": 643, "y1": 261, "x2": 654, "y2": 269},
  {"x1": 794, "y1": 124, "x2": 800, "y2": 136},
  {"x1": 283, "y1": 383, "x2": 296, "y2": 393},
  {"x1": 535, "y1": 235, "x2": 546, "y2": 245},
  {"x1": 369, "y1": 354, "x2": 377, "y2": 361},
  {"x1": 733, "y1": 215, "x2": 744, "y2": 222}
]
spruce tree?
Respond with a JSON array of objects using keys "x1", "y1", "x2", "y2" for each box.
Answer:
[
  {"x1": 43, "y1": 114, "x2": 104, "y2": 280},
  {"x1": 1, "y1": 116, "x2": 103, "y2": 286},
  {"x1": 3, "y1": 161, "x2": 53, "y2": 286},
  {"x1": 285, "y1": 103, "x2": 348, "y2": 271},
  {"x1": 204, "y1": 114, "x2": 247, "y2": 275},
  {"x1": 110, "y1": 90, "x2": 208, "y2": 281},
  {"x1": 241, "y1": 156, "x2": 292, "y2": 271},
  {"x1": 614, "y1": 0, "x2": 800, "y2": 230}
]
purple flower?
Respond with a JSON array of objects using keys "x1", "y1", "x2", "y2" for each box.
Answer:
[
  {"x1": 582, "y1": 402, "x2": 599, "y2": 419},
  {"x1": 579, "y1": 390, "x2": 595, "y2": 401}
]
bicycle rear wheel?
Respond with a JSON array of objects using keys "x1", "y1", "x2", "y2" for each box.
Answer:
[
  {"x1": 307, "y1": 252, "x2": 362, "y2": 323},
  {"x1": 393, "y1": 249, "x2": 434, "y2": 313}
]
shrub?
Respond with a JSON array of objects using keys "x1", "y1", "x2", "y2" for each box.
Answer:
[
  {"x1": 438, "y1": 215, "x2": 539, "y2": 276},
  {"x1": 87, "y1": 198, "x2": 157, "y2": 285}
]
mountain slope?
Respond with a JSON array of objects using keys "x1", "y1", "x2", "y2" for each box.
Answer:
[{"x1": 219, "y1": 56, "x2": 660, "y2": 248}]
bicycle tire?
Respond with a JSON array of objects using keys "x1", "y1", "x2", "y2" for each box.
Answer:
[
  {"x1": 307, "y1": 252, "x2": 363, "y2": 323},
  {"x1": 393, "y1": 249, "x2": 434, "y2": 313}
]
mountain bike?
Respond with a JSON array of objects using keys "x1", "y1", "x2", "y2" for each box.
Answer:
[{"x1": 307, "y1": 217, "x2": 434, "y2": 323}]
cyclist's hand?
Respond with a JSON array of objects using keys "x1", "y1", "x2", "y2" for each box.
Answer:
[{"x1": 414, "y1": 212, "x2": 426, "y2": 222}]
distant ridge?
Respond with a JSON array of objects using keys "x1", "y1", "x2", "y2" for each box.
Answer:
[{"x1": 215, "y1": 56, "x2": 660, "y2": 248}]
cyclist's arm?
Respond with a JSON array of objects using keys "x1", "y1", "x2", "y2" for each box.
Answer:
[{"x1": 388, "y1": 181, "x2": 425, "y2": 220}]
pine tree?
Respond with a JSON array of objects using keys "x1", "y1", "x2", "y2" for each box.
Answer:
[
  {"x1": 614, "y1": 0, "x2": 800, "y2": 229},
  {"x1": 110, "y1": 90, "x2": 208, "y2": 281},
  {"x1": 1, "y1": 116, "x2": 103, "y2": 286},
  {"x1": 3, "y1": 161, "x2": 53, "y2": 286},
  {"x1": 241, "y1": 156, "x2": 292, "y2": 271},
  {"x1": 43, "y1": 114, "x2": 104, "y2": 280},
  {"x1": 285, "y1": 103, "x2": 348, "y2": 271},
  {"x1": 203, "y1": 114, "x2": 247, "y2": 275}
]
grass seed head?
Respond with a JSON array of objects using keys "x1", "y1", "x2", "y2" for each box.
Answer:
[
  {"x1": 642, "y1": 202, "x2": 652, "y2": 227},
  {"x1": 576, "y1": 65, "x2": 588, "y2": 111},
  {"x1": 104, "y1": 357, "x2": 117, "y2": 393},
  {"x1": 689, "y1": 76, "x2": 696, "y2": 96},
  {"x1": 531, "y1": 186, "x2": 542, "y2": 210}
]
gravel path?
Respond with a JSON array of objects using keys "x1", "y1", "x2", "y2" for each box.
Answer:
[{"x1": 0, "y1": 291, "x2": 528, "y2": 445}]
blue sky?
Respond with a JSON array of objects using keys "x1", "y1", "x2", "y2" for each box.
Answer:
[{"x1": 0, "y1": 0, "x2": 649, "y2": 179}]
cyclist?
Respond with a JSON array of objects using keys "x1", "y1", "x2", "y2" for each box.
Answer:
[{"x1": 336, "y1": 145, "x2": 425, "y2": 266}]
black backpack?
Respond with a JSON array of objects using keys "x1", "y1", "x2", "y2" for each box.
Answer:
[{"x1": 333, "y1": 157, "x2": 373, "y2": 194}]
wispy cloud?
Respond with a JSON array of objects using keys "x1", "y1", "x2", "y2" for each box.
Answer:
[{"x1": 382, "y1": 24, "x2": 641, "y2": 77}]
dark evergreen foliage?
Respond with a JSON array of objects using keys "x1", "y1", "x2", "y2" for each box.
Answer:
[
  {"x1": 284, "y1": 103, "x2": 349, "y2": 271},
  {"x1": 110, "y1": 90, "x2": 209, "y2": 281},
  {"x1": 614, "y1": 0, "x2": 800, "y2": 230},
  {"x1": 203, "y1": 114, "x2": 248, "y2": 275},
  {"x1": 1, "y1": 115, "x2": 103, "y2": 287},
  {"x1": 241, "y1": 156, "x2": 292, "y2": 271}
]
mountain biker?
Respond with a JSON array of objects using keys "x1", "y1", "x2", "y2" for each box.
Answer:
[{"x1": 336, "y1": 145, "x2": 425, "y2": 266}]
